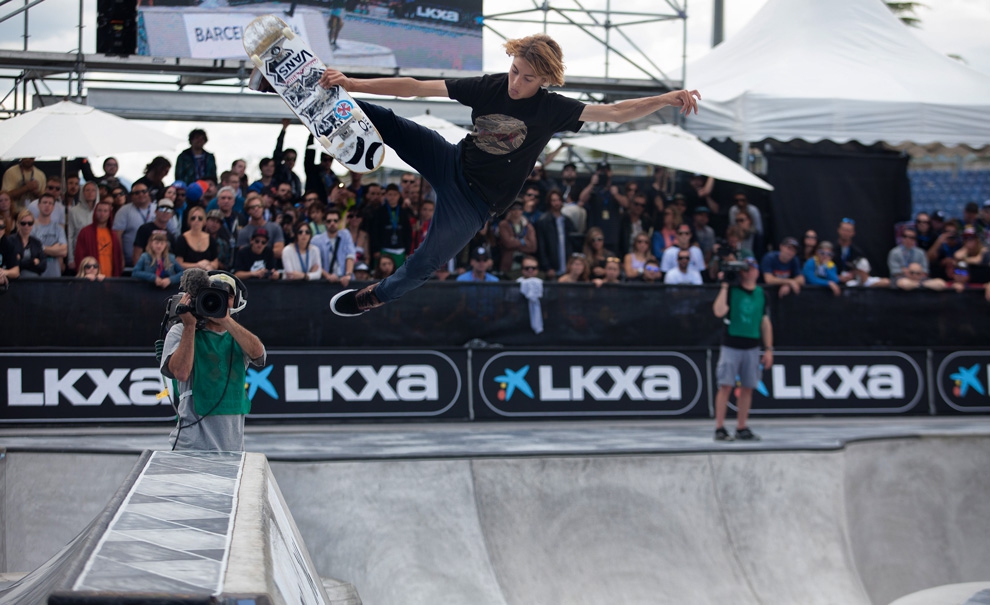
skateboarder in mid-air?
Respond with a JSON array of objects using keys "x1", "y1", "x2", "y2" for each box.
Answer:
[{"x1": 322, "y1": 33, "x2": 701, "y2": 317}]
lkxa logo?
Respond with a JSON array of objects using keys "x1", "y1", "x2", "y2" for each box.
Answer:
[
  {"x1": 937, "y1": 352, "x2": 990, "y2": 413},
  {"x1": 479, "y1": 351, "x2": 703, "y2": 417},
  {"x1": 747, "y1": 352, "x2": 924, "y2": 414},
  {"x1": 247, "y1": 351, "x2": 463, "y2": 418},
  {"x1": 7, "y1": 367, "x2": 163, "y2": 406},
  {"x1": 1, "y1": 352, "x2": 176, "y2": 423},
  {"x1": 416, "y1": 6, "x2": 459, "y2": 22}
]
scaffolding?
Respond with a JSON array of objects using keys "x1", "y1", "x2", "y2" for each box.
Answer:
[{"x1": 0, "y1": 0, "x2": 688, "y2": 124}]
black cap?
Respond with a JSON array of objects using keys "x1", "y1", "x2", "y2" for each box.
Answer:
[{"x1": 471, "y1": 246, "x2": 490, "y2": 261}]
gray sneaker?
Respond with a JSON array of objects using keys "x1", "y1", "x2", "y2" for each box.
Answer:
[
  {"x1": 735, "y1": 427, "x2": 761, "y2": 441},
  {"x1": 714, "y1": 427, "x2": 733, "y2": 441}
]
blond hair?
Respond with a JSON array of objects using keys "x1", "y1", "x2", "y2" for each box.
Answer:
[{"x1": 503, "y1": 34, "x2": 565, "y2": 87}]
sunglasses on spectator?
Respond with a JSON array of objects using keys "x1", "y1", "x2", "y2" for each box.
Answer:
[
  {"x1": 157, "y1": 207, "x2": 174, "y2": 213},
  {"x1": 297, "y1": 229, "x2": 311, "y2": 235},
  {"x1": 114, "y1": 192, "x2": 127, "y2": 197},
  {"x1": 606, "y1": 256, "x2": 621, "y2": 263},
  {"x1": 678, "y1": 255, "x2": 690, "y2": 261},
  {"x1": 84, "y1": 263, "x2": 98, "y2": 270},
  {"x1": 645, "y1": 266, "x2": 660, "y2": 273},
  {"x1": 252, "y1": 238, "x2": 267, "y2": 244},
  {"x1": 19, "y1": 220, "x2": 34, "y2": 226},
  {"x1": 522, "y1": 265, "x2": 539, "y2": 271},
  {"x1": 188, "y1": 215, "x2": 204, "y2": 222},
  {"x1": 47, "y1": 185, "x2": 61, "y2": 191}
]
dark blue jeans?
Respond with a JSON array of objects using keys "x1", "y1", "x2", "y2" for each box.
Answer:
[{"x1": 358, "y1": 101, "x2": 491, "y2": 304}]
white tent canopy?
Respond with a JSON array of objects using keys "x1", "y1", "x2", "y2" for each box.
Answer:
[
  {"x1": 568, "y1": 124, "x2": 773, "y2": 190},
  {"x1": 683, "y1": 0, "x2": 990, "y2": 148},
  {"x1": 0, "y1": 100, "x2": 183, "y2": 160}
]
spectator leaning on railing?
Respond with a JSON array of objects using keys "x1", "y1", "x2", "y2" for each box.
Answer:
[{"x1": 803, "y1": 241, "x2": 841, "y2": 297}]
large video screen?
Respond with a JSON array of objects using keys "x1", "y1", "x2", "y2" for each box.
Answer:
[{"x1": 136, "y1": 0, "x2": 483, "y2": 71}]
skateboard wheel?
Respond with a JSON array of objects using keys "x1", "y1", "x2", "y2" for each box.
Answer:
[
  {"x1": 318, "y1": 135, "x2": 333, "y2": 149},
  {"x1": 250, "y1": 54, "x2": 263, "y2": 68},
  {"x1": 282, "y1": 27, "x2": 295, "y2": 40}
]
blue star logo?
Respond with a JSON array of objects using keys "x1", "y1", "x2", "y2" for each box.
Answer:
[
  {"x1": 950, "y1": 364, "x2": 984, "y2": 397},
  {"x1": 494, "y1": 366, "x2": 534, "y2": 401},
  {"x1": 245, "y1": 366, "x2": 278, "y2": 400}
]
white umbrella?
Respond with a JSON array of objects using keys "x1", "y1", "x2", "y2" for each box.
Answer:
[
  {"x1": 379, "y1": 114, "x2": 470, "y2": 173},
  {"x1": 0, "y1": 100, "x2": 183, "y2": 160},
  {"x1": 568, "y1": 124, "x2": 773, "y2": 191}
]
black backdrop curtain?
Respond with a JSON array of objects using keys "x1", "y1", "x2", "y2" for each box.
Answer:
[{"x1": 765, "y1": 140, "x2": 911, "y2": 277}]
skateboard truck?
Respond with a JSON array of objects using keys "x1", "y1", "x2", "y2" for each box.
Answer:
[{"x1": 248, "y1": 68, "x2": 276, "y2": 94}]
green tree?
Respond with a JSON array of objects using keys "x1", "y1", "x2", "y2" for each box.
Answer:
[{"x1": 886, "y1": 2, "x2": 925, "y2": 28}]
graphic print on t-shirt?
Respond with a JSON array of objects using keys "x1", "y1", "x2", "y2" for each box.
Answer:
[{"x1": 472, "y1": 114, "x2": 527, "y2": 155}]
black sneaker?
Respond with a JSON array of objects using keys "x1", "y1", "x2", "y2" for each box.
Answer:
[
  {"x1": 714, "y1": 427, "x2": 733, "y2": 441},
  {"x1": 735, "y1": 427, "x2": 761, "y2": 441},
  {"x1": 330, "y1": 283, "x2": 384, "y2": 317}
]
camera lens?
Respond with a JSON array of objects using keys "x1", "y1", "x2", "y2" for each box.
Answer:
[{"x1": 198, "y1": 289, "x2": 227, "y2": 317}]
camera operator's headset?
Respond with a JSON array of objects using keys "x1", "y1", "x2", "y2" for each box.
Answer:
[{"x1": 156, "y1": 271, "x2": 248, "y2": 449}]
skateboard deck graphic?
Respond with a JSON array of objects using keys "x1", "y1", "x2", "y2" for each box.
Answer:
[{"x1": 244, "y1": 14, "x2": 385, "y2": 173}]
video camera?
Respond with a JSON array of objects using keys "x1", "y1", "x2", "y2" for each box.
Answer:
[
  {"x1": 163, "y1": 270, "x2": 247, "y2": 333},
  {"x1": 720, "y1": 260, "x2": 751, "y2": 285}
]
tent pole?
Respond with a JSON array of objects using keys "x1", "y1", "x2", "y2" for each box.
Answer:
[{"x1": 739, "y1": 141, "x2": 748, "y2": 167}]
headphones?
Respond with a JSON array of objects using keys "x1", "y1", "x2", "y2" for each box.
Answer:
[{"x1": 207, "y1": 270, "x2": 248, "y2": 315}]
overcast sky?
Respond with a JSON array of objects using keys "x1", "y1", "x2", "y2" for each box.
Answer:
[{"x1": 1, "y1": 0, "x2": 988, "y2": 180}]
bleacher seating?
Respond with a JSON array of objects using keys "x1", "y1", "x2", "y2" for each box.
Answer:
[{"x1": 910, "y1": 169, "x2": 990, "y2": 219}]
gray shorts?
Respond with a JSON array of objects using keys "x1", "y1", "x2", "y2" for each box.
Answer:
[{"x1": 716, "y1": 346, "x2": 763, "y2": 389}]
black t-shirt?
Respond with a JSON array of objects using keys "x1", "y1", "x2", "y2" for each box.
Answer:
[
  {"x1": 234, "y1": 245, "x2": 275, "y2": 273},
  {"x1": 173, "y1": 233, "x2": 218, "y2": 264},
  {"x1": 446, "y1": 74, "x2": 585, "y2": 215}
]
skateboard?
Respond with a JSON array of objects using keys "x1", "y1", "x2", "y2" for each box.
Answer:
[{"x1": 243, "y1": 14, "x2": 385, "y2": 173}]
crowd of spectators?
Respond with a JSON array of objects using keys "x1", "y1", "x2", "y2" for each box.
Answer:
[{"x1": 2, "y1": 127, "x2": 990, "y2": 303}]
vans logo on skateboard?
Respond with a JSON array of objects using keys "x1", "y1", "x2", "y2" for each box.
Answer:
[{"x1": 265, "y1": 47, "x2": 313, "y2": 85}]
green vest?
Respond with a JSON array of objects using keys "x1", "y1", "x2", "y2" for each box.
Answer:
[
  {"x1": 727, "y1": 286, "x2": 765, "y2": 341},
  {"x1": 192, "y1": 330, "x2": 251, "y2": 416}
]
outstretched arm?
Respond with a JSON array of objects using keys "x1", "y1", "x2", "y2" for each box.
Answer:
[
  {"x1": 320, "y1": 69, "x2": 448, "y2": 98},
  {"x1": 580, "y1": 89, "x2": 701, "y2": 124}
]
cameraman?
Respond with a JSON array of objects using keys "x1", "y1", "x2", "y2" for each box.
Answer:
[
  {"x1": 712, "y1": 257, "x2": 773, "y2": 442},
  {"x1": 161, "y1": 270, "x2": 266, "y2": 451},
  {"x1": 580, "y1": 161, "x2": 624, "y2": 251}
]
